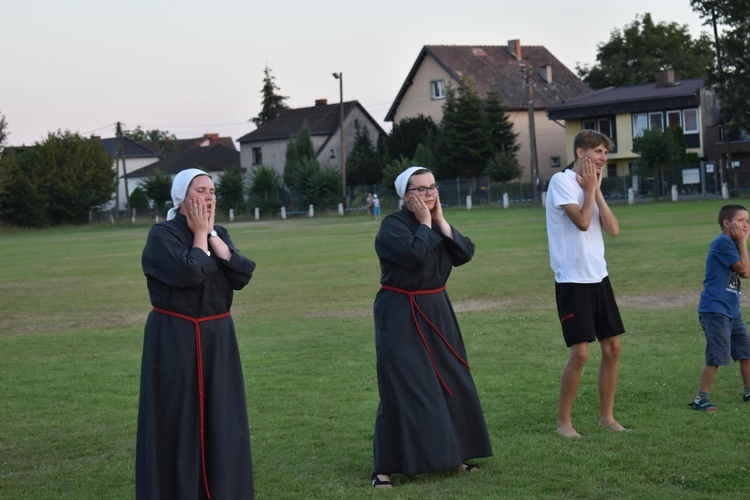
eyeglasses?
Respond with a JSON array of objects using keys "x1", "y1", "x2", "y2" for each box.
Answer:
[{"x1": 406, "y1": 185, "x2": 439, "y2": 196}]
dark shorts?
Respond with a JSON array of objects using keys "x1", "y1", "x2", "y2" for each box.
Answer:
[
  {"x1": 555, "y1": 277, "x2": 625, "y2": 347},
  {"x1": 699, "y1": 312, "x2": 750, "y2": 366}
]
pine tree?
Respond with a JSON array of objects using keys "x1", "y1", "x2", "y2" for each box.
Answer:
[
  {"x1": 485, "y1": 85, "x2": 520, "y2": 156},
  {"x1": 437, "y1": 78, "x2": 494, "y2": 179},
  {"x1": 346, "y1": 123, "x2": 382, "y2": 186},
  {"x1": 251, "y1": 65, "x2": 289, "y2": 128}
]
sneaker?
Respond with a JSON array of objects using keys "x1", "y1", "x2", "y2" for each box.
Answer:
[
  {"x1": 743, "y1": 392, "x2": 750, "y2": 402},
  {"x1": 690, "y1": 397, "x2": 718, "y2": 412}
]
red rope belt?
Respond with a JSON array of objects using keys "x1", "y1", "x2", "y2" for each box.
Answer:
[
  {"x1": 380, "y1": 285, "x2": 469, "y2": 397},
  {"x1": 152, "y1": 307, "x2": 231, "y2": 500}
]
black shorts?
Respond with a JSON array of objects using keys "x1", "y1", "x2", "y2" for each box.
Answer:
[{"x1": 555, "y1": 277, "x2": 625, "y2": 347}]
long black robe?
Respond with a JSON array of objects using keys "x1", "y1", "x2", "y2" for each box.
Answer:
[
  {"x1": 136, "y1": 213, "x2": 255, "y2": 499},
  {"x1": 372, "y1": 207, "x2": 493, "y2": 476}
]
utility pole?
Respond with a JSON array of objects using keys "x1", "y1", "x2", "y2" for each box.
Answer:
[
  {"x1": 116, "y1": 122, "x2": 131, "y2": 217},
  {"x1": 526, "y1": 66, "x2": 540, "y2": 203},
  {"x1": 333, "y1": 72, "x2": 347, "y2": 208}
]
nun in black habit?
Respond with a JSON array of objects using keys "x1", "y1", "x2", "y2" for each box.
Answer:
[
  {"x1": 371, "y1": 167, "x2": 493, "y2": 488},
  {"x1": 136, "y1": 168, "x2": 256, "y2": 499}
]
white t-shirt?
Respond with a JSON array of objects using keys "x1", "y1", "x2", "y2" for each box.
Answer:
[{"x1": 545, "y1": 168, "x2": 608, "y2": 283}]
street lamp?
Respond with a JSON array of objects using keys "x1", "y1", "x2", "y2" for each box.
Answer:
[{"x1": 332, "y1": 72, "x2": 347, "y2": 208}]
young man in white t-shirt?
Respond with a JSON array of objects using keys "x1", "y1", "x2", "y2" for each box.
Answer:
[{"x1": 545, "y1": 129, "x2": 626, "y2": 438}]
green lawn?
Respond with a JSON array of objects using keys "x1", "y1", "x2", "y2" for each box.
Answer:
[{"x1": 1, "y1": 199, "x2": 749, "y2": 498}]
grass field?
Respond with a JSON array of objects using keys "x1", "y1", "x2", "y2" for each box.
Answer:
[{"x1": 1, "y1": 199, "x2": 749, "y2": 499}]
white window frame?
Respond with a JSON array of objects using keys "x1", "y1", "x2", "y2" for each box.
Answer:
[
  {"x1": 682, "y1": 109, "x2": 699, "y2": 134},
  {"x1": 666, "y1": 110, "x2": 682, "y2": 129},
  {"x1": 430, "y1": 80, "x2": 445, "y2": 100},
  {"x1": 649, "y1": 112, "x2": 664, "y2": 132},
  {"x1": 633, "y1": 113, "x2": 648, "y2": 137}
]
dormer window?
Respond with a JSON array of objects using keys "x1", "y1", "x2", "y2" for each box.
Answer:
[{"x1": 431, "y1": 80, "x2": 445, "y2": 100}]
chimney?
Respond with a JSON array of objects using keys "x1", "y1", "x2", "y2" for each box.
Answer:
[
  {"x1": 507, "y1": 39, "x2": 522, "y2": 61},
  {"x1": 315, "y1": 99, "x2": 328, "y2": 106},
  {"x1": 540, "y1": 66, "x2": 552, "y2": 83},
  {"x1": 655, "y1": 69, "x2": 675, "y2": 87},
  {"x1": 203, "y1": 133, "x2": 219, "y2": 144}
]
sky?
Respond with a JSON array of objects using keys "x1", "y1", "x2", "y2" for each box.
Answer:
[{"x1": 1, "y1": 0, "x2": 710, "y2": 147}]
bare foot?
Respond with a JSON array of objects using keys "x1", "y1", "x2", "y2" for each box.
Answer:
[
  {"x1": 457, "y1": 463, "x2": 478, "y2": 472},
  {"x1": 372, "y1": 474, "x2": 392, "y2": 489},
  {"x1": 556, "y1": 424, "x2": 581, "y2": 438},
  {"x1": 599, "y1": 419, "x2": 628, "y2": 431}
]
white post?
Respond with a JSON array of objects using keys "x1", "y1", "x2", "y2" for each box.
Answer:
[
  {"x1": 131, "y1": 208, "x2": 136, "y2": 224},
  {"x1": 671, "y1": 185, "x2": 678, "y2": 202},
  {"x1": 229, "y1": 208, "x2": 235, "y2": 222},
  {"x1": 503, "y1": 193, "x2": 509, "y2": 209},
  {"x1": 338, "y1": 203, "x2": 344, "y2": 216},
  {"x1": 466, "y1": 195, "x2": 472, "y2": 210},
  {"x1": 155, "y1": 215, "x2": 160, "y2": 223},
  {"x1": 628, "y1": 188, "x2": 635, "y2": 205},
  {"x1": 722, "y1": 183, "x2": 729, "y2": 199},
  {"x1": 254, "y1": 207, "x2": 260, "y2": 221},
  {"x1": 541, "y1": 192, "x2": 547, "y2": 208},
  {"x1": 281, "y1": 207, "x2": 287, "y2": 220},
  {"x1": 308, "y1": 204, "x2": 314, "y2": 218}
]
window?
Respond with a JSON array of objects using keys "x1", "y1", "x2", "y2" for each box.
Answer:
[
  {"x1": 431, "y1": 80, "x2": 445, "y2": 100},
  {"x1": 581, "y1": 116, "x2": 617, "y2": 151},
  {"x1": 582, "y1": 117, "x2": 615, "y2": 140},
  {"x1": 550, "y1": 156, "x2": 561, "y2": 168},
  {"x1": 607, "y1": 163, "x2": 617, "y2": 178},
  {"x1": 683, "y1": 109, "x2": 699, "y2": 133},
  {"x1": 252, "y1": 147, "x2": 262, "y2": 165},
  {"x1": 666, "y1": 110, "x2": 681, "y2": 129},
  {"x1": 649, "y1": 112, "x2": 664, "y2": 132},
  {"x1": 632, "y1": 113, "x2": 648, "y2": 137},
  {"x1": 598, "y1": 118, "x2": 613, "y2": 139}
]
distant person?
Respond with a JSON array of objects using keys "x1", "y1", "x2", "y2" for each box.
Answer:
[
  {"x1": 136, "y1": 168, "x2": 256, "y2": 499},
  {"x1": 690, "y1": 204, "x2": 750, "y2": 412},
  {"x1": 371, "y1": 166, "x2": 492, "y2": 488},
  {"x1": 366, "y1": 192, "x2": 374, "y2": 219},
  {"x1": 372, "y1": 194, "x2": 381, "y2": 221},
  {"x1": 545, "y1": 130, "x2": 626, "y2": 438}
]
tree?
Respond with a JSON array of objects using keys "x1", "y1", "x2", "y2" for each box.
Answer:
[
  {"x1": 345, "y1": 123, "x2": 382, "y2": 186},
  {"x1": 691, "y1": 0, "x2": 750, "y2": 133},
  {"x1": 381, "y1": 157, "x2": 412, "y2": 196},
  {"x1": 484, "y1": 86, "x2": 520, "y2": 156},
  {"x1": 0, "y1": 111, "x2": 8, "y2": 153},
  {"x1": 217, "y1": 165, "x2": 245, "y2": 214},
  {"x1": 129, "y1": 186, "x2": 150, "y2": 215},
  {"x1": 0, "y1": 149, "x2": 48, "y2": 226},
  {"x1": 385, "y1": 115, "x2": 438, "y2": 165},
  {"x1": 437, "y1": 78, "x2": 494, "y2": 179},
  {"x1": 412, "y1": 143, "x2": 436, "y2": 170},
  {"x1": 283, "y1": 122, "x2": 316, "y2": 188},
  {"x1": 576, "y1": 13, "x2": 714, "y2": 90},
  {"x1": 124, "y1": 126, "x2": 177, "y2": 154},
  {"x1": 485, "y1": 150, "x2": 523, "y2": 185},
  {"x1": 283, "y1": 123, "x2": 322, "y2": 207},
  {"x1": 0, "y1": 130, "x2": 116, "y2": 226},
  {"x1": 251, "y1": 65, "x2": 289, "y2": 128},
  {"x1": 248, "y1": 165, "x2": 282, "y2": 211},
  {"x1": 307, "y1": 166, "x2": 341, "y2": 209},
  {"x1": 632, "y1": 127, "x2": 685, "y2": 199},
  {"x1": 139, "y1": 170, "x2": 173, "y2": 215}
]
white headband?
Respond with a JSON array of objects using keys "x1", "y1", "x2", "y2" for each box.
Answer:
[
  {"x1": 394, "y1": 166, "x2": 426, "y2": 198},
  {"x1": 166, "y1": 168, "x2": 211, "y2": 220}
]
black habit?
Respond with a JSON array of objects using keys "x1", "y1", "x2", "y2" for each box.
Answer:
[
  {"x1": 136, "y1": 213, "x2": 255, "y2": 499},
  {"x1": 372, "y1": 207, "x2": 493, "y2": 476}
]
